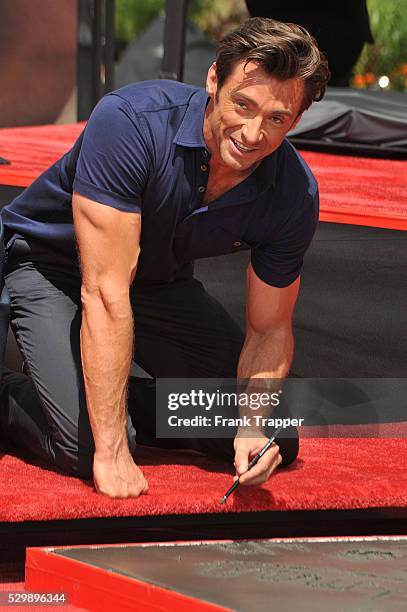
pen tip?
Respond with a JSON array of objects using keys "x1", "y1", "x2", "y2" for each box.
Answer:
[{"x1": 219, "y1": 497, "x2": 226, "y2": 505}]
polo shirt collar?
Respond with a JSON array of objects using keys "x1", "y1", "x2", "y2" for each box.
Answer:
[
  {"x1": 173, "y1": 88, "x2": 209, "y2": 149},
  {"x1": 255, "y1": 149, "x2": 278, "y2": 191}
]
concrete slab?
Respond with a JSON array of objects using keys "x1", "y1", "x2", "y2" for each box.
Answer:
[{"x1": 26, "y1": 537, "x2": 407, "y2": 611}]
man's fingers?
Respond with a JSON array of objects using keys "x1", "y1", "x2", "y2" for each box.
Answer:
[
  {"x1": 244, "y1": 455, "x2": 282, "y2": 486},
  {"x1": 125, "y1": 474, "x2": 149, "y2": 497},
  {"x1": 233, "y1": 438, "x2": 282, "y2": 486},
  {"x1": 234, "y1": 446, "x2": 249, "y2": 476},
  {"x1": 238, "y1": 457, "x2": 269, "y2": 484},
  {"x1": 93, "y1": 472, "x2": 149, "y2": 498},
  {"x1": 233, "y1": 437, "x2": 269, "y2": 475},
  {"x1": 239, "y1": 449, "x2": 282, "y2": 485},
  {"x1": 103, "y1": 484, "x2": 147, "y2": 499}
]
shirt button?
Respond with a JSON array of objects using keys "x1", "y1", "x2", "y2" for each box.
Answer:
[
  {"x1": 200, "y1": 164, "x2": 208, "y2": 172},
  {"x1": 198, "y1": 186, "x2": 206, "y2": 193},
  {"x1": 203, "y1": 150, "x2": 209, "y2": 158},
  {"x1": 233, "y1": 241, "x2": 241, "y2": 247}
]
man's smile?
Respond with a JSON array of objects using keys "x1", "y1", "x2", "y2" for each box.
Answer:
[{"x1": 230, "y1": 137, "x2": 257, "y2": 154}]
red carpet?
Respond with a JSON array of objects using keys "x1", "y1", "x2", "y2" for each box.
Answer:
[
  {"x1": 1, "y1": 433, "x2": 407, "y2": 523},
  {"x1": 0, "y1": 124, "x2": 406, "y2": 230}
]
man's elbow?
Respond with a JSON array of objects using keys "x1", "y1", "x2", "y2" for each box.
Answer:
[
  {"x1": 247, "y1": 323, "x2": 294, "y2": 377},
  {"x1": 247, "y1": 317, "x2": 293, "y2": 341}
]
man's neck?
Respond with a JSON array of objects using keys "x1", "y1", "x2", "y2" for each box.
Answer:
[{"x1": 203, "y1": 162, "x2": 259, "y2": 205}]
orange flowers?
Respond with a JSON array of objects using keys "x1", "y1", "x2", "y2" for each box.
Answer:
[
  {"x1": 353, "y1": 74, "x2": 366, "y2": 88},
  {"x1": 353, "y1": 72, "x2": 377, "y2": 88},
  {"x1": 365, "y1": 72, "x2": 376, "y2": 85},
  {"x1": 354, "y1": 65, "x2": 407, "y2": 91}
]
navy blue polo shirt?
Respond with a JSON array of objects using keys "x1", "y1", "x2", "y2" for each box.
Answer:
[{"x1": 2, "y1": 80, "x2": 318, "y2": 287}]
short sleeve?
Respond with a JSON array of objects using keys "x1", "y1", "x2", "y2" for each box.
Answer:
[
  {"x1": 251, "y1": 191, "x2": 319, "y2": 287},
  {"x1": 73, "y1": 94, "x2": 151, "y2": 212}
]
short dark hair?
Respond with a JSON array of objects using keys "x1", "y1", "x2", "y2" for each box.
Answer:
[{"x1": 215, "y1": 17, "x2": 330, "y2": 114}]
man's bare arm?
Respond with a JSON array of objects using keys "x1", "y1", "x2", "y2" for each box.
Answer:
[
  {"x1": 234, "y1": 263, "x2": 300, "y2": 485},
  {"x1": 72, "y1": 192, "x2": 147, "y2": 498}
]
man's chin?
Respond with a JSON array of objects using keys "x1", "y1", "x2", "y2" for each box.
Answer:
[{"x1": 220, "y1": 150, "x2": 259, "y2": 173}]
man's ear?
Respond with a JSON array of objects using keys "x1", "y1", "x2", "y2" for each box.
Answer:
[{"x1": 206, "y1": 62, "x2": 218, "y2": 98}]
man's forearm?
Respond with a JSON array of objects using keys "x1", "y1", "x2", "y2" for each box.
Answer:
[
  {"x1": 80, "y1": 294, "x2": 134, "y2": 460},
  {"x1": 236, "y1": 325, "x2": 293, "y2": 428},
  {"x1": 238, "y1": 324, "x2": 293, "y2": 382}
]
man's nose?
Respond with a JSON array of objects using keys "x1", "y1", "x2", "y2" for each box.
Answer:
[{"x1": 241, "y1": 118, "x2": 263, "y2": 145}]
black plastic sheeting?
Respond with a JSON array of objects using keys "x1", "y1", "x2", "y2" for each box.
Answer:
[
  {"x1": 115, "y1": 16, "x2": 216, "y2": 90},
  {"x1": 289, "y1": 88, "x2": 407, "y2": 158},
  {"x1": 194, "y1": 222, "x2": 407, "y2": 379}
]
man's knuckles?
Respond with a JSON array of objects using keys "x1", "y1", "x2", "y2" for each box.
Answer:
[
  {"x1": 95, "y1": 478, "x2": 147, "y2": 498},
  {"x1": 240, "y1": 452, "x2": 282, "y2": 486}
]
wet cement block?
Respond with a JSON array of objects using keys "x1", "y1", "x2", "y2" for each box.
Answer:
[{"x1": 52, "y1": 537, "x2": 407, "y2": 611}]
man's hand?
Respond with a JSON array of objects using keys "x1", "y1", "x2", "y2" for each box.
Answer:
[
  {"x1": 93, "y1": 450, "x2": 148, "y2": 499},
  {"x1": 233, "y1": 433, "x2": 282, "y2": 486}
]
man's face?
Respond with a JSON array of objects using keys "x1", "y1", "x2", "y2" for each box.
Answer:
[{"x1": 204, "y1": 61, "x2": 304, "y2": 175}]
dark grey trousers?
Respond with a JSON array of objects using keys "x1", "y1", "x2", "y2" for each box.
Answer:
[{"x1": 1, "y1": 238, "x2": 298, "y2": 479}]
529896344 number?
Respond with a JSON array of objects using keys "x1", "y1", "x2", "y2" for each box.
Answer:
[{"x1": 0, "y1": 591, "x2": 68, "y2": 606}]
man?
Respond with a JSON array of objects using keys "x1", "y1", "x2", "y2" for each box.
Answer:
[{"x1": 0, "y1": 18, "x2": 329, "y2": 498}]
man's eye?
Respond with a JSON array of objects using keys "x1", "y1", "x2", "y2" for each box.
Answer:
[
  {"x1": 271, "y1": 116, "x2": 283, "y2": 124},
  {"x1": 235, "y1": 101, "x2": 248, "y2": 110}
]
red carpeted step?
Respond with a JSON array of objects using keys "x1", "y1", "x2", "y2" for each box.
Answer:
[
  {"x1": 0, "y1": 124, "x2": 84, "y2": 188},
  {"x1": 0, "y1": 124, "x2": 406, "y2": 230},
  {"x1": 1, "y1": 435, "x2": 407, "y2": 523},
  {"x1": 302, "y1": 150, "x2": 407, "y2": 229}
]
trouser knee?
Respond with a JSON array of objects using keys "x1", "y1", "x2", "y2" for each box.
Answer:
[
  {"x1": 52, "y1": 442, "x2": 94, "y2": 481},
  {"x1": 276, "y1": 426, "x2": 299, "y2": 467}
]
